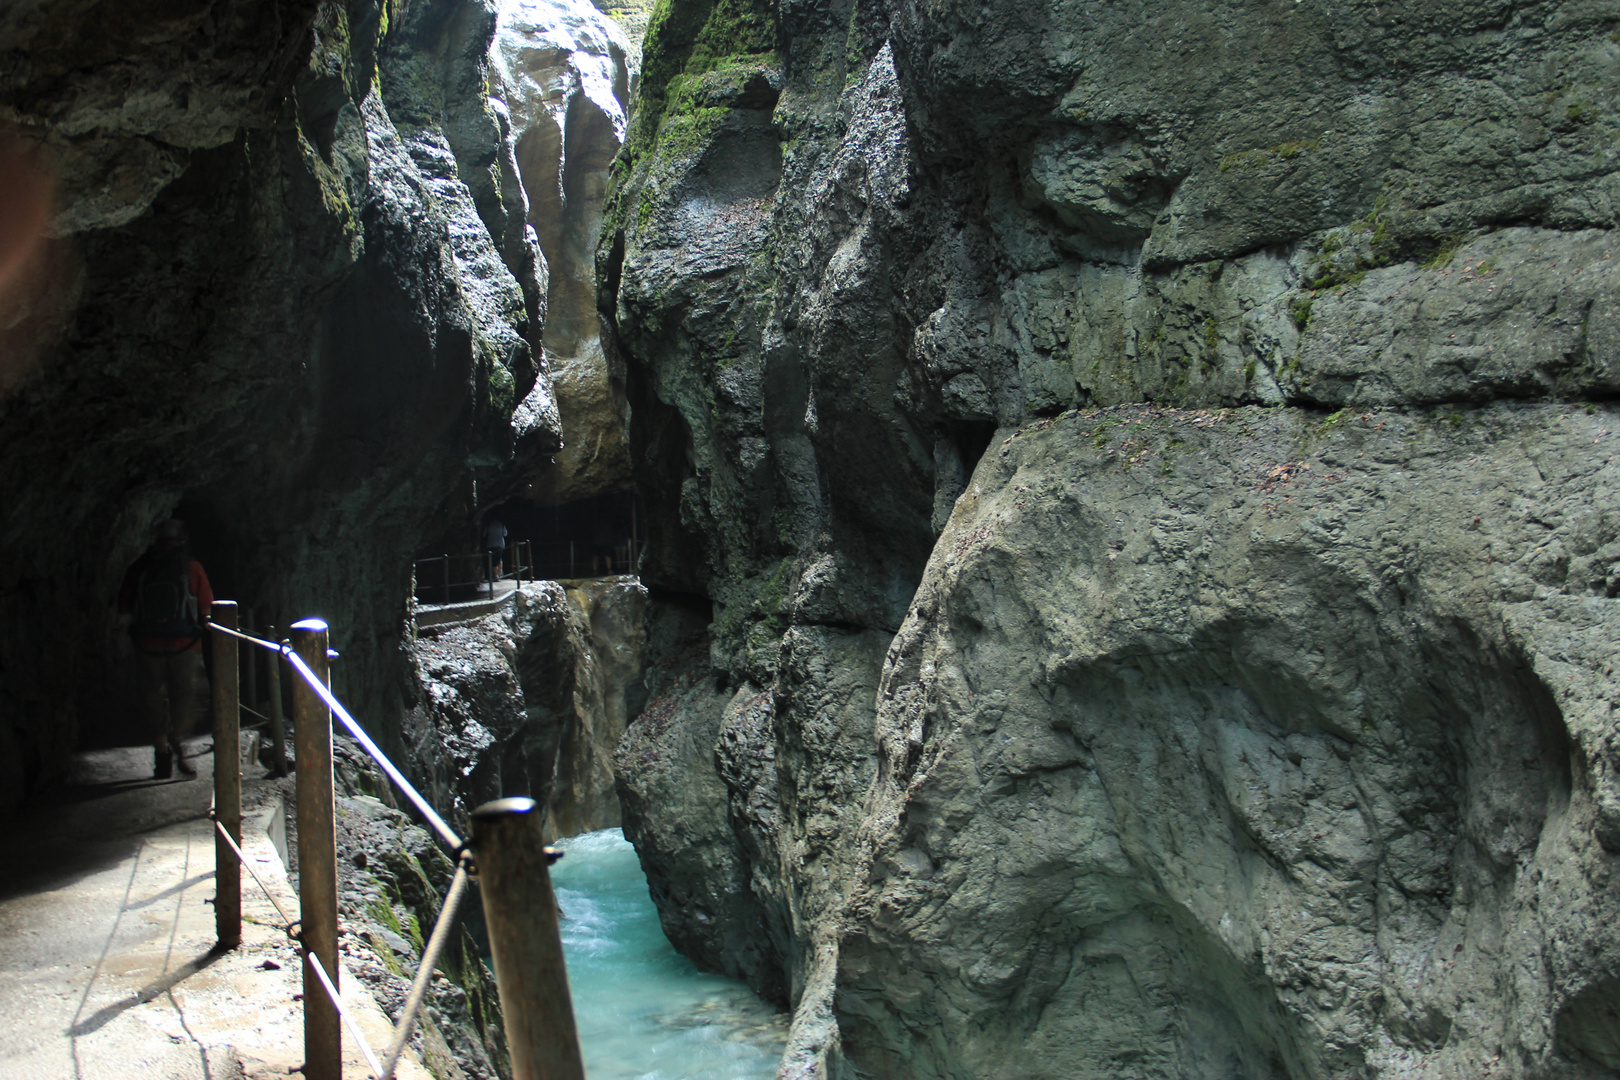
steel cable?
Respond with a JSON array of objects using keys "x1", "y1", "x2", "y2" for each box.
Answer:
[
  {"x1": 305, "y1": 950, "x2": 387, "y2": 1078},
  {"x1": 209, "y1": 622, "x2": 281, "y2": 650},
  {"x1": 281, "y1": 648, "x2": 463, "y2": 851},
  {"x1": 210, "y1": 621, "x2": 462, "y2": 851},
  {"x1": 380, "y1": 855, "x2": 474, "y2": 1079},
  {"x1": 209, "y1": 811, "x2": 296, "y2": 932},
  {"x1": 211, "y1": 808, "x2": 383, "y2": 1070},
  {"x1": 213, "y1": 802, "x2": 475, "y2": 1080}
]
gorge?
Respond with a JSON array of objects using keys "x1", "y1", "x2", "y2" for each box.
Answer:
[{"x1": 3, "y1": 0, "x2": 1620, "y2": 1079}]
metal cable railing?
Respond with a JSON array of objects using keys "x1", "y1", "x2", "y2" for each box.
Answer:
[
  {"x1": 214, "y1": 621, "x2": 461, "y2": 850},
  {"x1": 210, "y1": 799, "x2": 397, "y2": 1076},
  {"x1": 412, "y1": 542, "x2": 533, "y2": 607},
  {"x1": 210, "y1": 618, "x2": 473, "y2": 1078},
  {"x1": 209, "y1": 799, "x2": 295, "y2": 929},
  {"x1": 203, "y1": 602, "x2": 583, "y2": 1080}
]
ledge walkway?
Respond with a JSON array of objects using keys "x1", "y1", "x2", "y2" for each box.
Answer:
[
  {"x1": 413, "y1": 578, "x2": 520, "y2": 629},
  {"x1": 0, "y1": 740, "x2": 429, "y2": 1080}
]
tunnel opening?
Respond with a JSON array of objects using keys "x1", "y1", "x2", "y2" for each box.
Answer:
[
  {"x1": 414, "y1": 489, "x2": 647, "y2": 604},
  {"x1": 492, "y1": 489, "x2": 645, "y2": 581}
]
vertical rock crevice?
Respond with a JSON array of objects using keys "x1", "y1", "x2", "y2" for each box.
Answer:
[{"x1": 493, "y1": 0, "x2": 640, "y2": 507}]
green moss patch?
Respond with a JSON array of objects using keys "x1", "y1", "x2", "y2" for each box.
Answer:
[
  {"x1": 1219, "y1": 135, "x2": 1326, "y2": 174},
  {"x1": 629, "y1": 0, "x2": 776, "y2": 161}
]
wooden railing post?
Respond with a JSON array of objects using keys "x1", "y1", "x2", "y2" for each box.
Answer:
[
  {"x1": 290, "y1": 618, "x2": 339, "y2": 1080},
  {"x1": 441, "y1": 555, "x2": 450, "y2": 604},
  {"x1": 210, "y1": 600, "x2": 241, "y2": 950},
  {"x1": 472, "y1": 798, "x2": 586, "y2": 1080}
]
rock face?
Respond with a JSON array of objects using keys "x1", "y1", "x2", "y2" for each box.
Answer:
[
  {"x1": 333, "y1": 788, "x2": 509, "y2": 1080},
  {"x1": 407, "y1": 578, "x2": 647, "y2": 836},
  {"x1": 0, "y1": 0, "x2": 560, "y2": 805},
  {"x1": 599, "y1": 0, "x2": 1620, "y2": 1076},
  {"x1": 494, "y1": 0, "x2": 638, "y2": 505},
  {"x1": 845, "y1": 403, "x2": 1620, "y2": 1080}
]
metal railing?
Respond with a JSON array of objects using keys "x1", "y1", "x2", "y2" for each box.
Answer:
[
  {"x1": 523, "y1": 537, "x2": 640, "y2": 582},
  {"x1": 206, "y1": 599, "x2": 584, "y2": 1080},
  {"x1": 412, "y1": 542, "x2": 533, "y2": 606}
]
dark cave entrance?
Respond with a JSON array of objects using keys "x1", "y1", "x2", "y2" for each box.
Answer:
[{"x1": 491, "y1": 490, "x2": 644, "y2": 581}]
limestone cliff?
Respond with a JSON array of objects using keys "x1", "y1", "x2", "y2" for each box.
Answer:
[
  {"x1": 845, "y1": 404, "x2": 1620, "y2": 1079},
  {"x1": 493, "y1": 0, "x2": 639, "y2": 506},
  {"x1": 0, "y1": 0, "x2": 559, "y2": 804},
  {"x1": 599, "y1": 0, "x2": 1620, "y2": 1076}
]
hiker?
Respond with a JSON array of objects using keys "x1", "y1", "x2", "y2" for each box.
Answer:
[
  {"x1": 118, "y1": 519, "x2": 213, "y2": 779},
  {"x1": 484, "y1": 514, "x2": 508, "y2": 582}
]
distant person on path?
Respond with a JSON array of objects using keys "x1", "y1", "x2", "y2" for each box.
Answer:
[
  {"x1": 484, "y1": 514, "x2": 508, "y2": 583},
  {"x1": 118, "y1": 519, "x2": 213, "y2": 779}
]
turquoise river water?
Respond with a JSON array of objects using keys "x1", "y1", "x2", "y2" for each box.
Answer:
[{"x1": 550, "y1": 828, "x2": 788, "y2": 1080}]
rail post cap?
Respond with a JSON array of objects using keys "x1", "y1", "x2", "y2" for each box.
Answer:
[
  {"x1": 290, "y1": 618, "x2": 329, "y2": 633},
  {"x1": 471, "y1": 796, "x2": 538, "y2": 819}
]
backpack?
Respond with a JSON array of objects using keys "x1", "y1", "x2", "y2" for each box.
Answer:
[{"x1": 131, "y1": 546, "x2": 200, "y2": 643}]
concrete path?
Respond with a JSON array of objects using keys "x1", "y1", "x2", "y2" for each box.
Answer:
[
  {"x1": 414, "y1": 579, "x2": 521, "y2": 628},
  {"x1": 0, "y1": 741, "x2": 429, "y2": 1079}
]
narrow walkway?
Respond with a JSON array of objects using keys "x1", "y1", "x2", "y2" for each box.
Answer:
[
  {"x1": 0, "y1": 741, "x2": 428, "y2": 1079},
  {"x1": 413, "y1": 578, "x2": 521, "y2": 628}
]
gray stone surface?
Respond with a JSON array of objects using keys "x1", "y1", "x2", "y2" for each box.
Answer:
[
  {"x1": 0, "y1": 0, "x2": 321, "y2": 234},
  {"x1": 407, "y1": 578, "x2": 647, "y2": 836},
  {"x1": 840, "y1": 403, "x2": 1620, "y2": 1079},
  {"x1": 615, "y1": 598, "x2": 783, "y2": 996},
  {"x1": 597, "y1": 0, "x2": 1620, "y2": 1076}
]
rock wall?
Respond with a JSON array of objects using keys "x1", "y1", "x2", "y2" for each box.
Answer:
[
  {"x1": 493, "y1": 0, "x2": 638, "y2": 506},
  {"x1": 846, "y1": 403, "x2": 1620, "y2": 1080},
  {"x1": 406, "y1": 578, "x2": 647, "y2": 836},
  {"x1": 0, "y1": 0, "x2": 559, "y2": 806},
  {"x1": 599, "y1": 0, "x2": 1620, "y2": 1076}
]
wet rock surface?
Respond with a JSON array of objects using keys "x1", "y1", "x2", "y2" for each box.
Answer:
[
  {"x1": 0, "y1": 0, "x2": 559, "y2": 807},
  {"x1": 407, "y1": 578, "x2": 647, "y2": 836},
  {"x1": 598, "y1": 0, "x2": 1620, "y2": 1076},
  {"x1": 493, "y1": 0, "x2": 638, "y2": 505}
]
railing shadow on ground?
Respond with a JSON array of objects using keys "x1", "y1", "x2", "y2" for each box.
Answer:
[
  {"x1": 206, "y1": 599, "x2": 586, "y2": 1080},
  {"x1": 67, "y1": 947, "x2": 225, "y2": 1037}
]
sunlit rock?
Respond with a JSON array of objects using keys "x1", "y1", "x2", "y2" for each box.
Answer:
[{"x1": 494, "y1": 0, "x2": 637, "y2": 505}]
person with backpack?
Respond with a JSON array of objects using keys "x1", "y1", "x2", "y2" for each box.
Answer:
[
  {"x1": 117, "y1": 519, "x2": 213, "y2": 779},
  {"x1": 484, "y1": 514, "x2": 508, "y2": 584}
]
